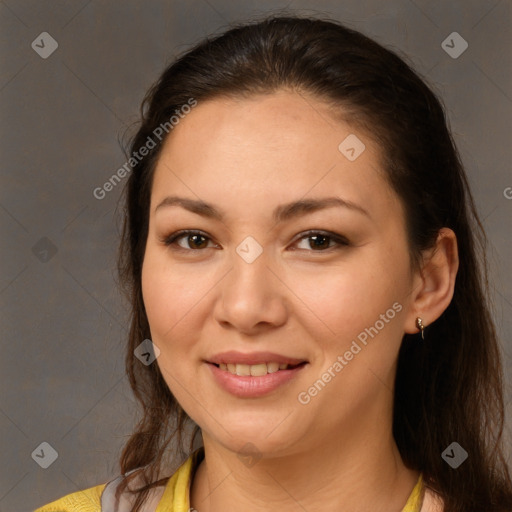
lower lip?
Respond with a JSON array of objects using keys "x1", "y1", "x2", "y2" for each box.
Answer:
[{"x1": 207, "y1": 363, "x2": 307, "y2": 398}]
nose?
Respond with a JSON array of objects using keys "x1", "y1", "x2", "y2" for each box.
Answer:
[{"x1": 213, "y1": 248, "x2": 288, "y2": 336}]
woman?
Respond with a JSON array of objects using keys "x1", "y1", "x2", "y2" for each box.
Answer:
[{"x1": 35, "y1": 14, "x2": 512, "y2": 512}]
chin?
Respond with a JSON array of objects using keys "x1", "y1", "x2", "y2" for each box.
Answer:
[{"x1": 200, "y1": 414, "x2": 305, "y2": 457}]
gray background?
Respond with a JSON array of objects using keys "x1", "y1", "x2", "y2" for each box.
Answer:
[{"x1": 0, "y1": 1, "x2": 510, "y2": 511}]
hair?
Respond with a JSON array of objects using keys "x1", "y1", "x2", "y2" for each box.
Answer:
[{"x1": 115, "y1": 13, "x2": 512, "y2": 512}]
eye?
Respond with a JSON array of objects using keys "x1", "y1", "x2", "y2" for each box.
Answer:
[
  {"x1": 161, "y1": 229, "x2": 349, "y2": 253},
  {"x1": 162, "y1": 230, "x2": 218, "y2": 251},
  {"x1": 292, "y1": 230, "x2": 350, "y2": 251}
]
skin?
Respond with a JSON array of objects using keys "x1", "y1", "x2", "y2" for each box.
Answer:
[{"x1": 141, "y1": 89, "x2": 459, "y2": 512}]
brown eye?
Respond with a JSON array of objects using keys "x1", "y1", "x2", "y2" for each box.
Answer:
[
  {"x1": 293, "y1": 231, "x2": 349, "y2": 251},
  {"x1": 184, "y1": 233, "x2": 209, "y2": 249},
  {"x1": 163, "y1": 230, "x2": 215, "y2": 250},
  {"x1": 306, "y1": 234, "x2": 331, "y2": 250},
  {"x1": 162, "y1": 229, "x2": 349, "y2": 253}
]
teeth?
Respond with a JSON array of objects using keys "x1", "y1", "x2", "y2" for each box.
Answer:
[
  {"x1": 267, "y1": 362, "x2": 279, "y2": 373},
  {"x1": 217, "y1": 362, "x2": 293, "y2": 376},
  {"x1": 236, "y1": 364, "x2": 251, "y2": 376},
  {"x1": 250, "y1": 363, "x2": 268, "y2": 376}
]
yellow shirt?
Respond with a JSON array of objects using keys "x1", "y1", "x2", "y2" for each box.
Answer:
[{"x1": 34, "y1": 448, "x2": 424, "y2": 512}]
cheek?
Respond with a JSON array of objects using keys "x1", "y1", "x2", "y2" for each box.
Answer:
[
  {"x1": 297, "y1": 256, "x2": 410, "y2": 383},
  {"x1": 141, "y1": 250, "x2": 210, "y2": 340},
  {"x1": 141, "y1": 253, "x2": 207, "y2": 404},
  {"x1": 290, "y1": 262, "x2": 401, "y2": 339}
]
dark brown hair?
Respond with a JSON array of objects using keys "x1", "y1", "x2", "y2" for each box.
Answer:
[{"x1": 116, "y1": 14, "x2": 512, "y2": 511}]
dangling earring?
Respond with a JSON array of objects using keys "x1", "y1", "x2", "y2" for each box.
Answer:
[{"x1": 416, "y1": 317, "x2": 425, "y2": 340}]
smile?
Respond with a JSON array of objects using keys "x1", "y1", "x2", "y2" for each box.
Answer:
[
  {"x1": 207, "y1": 360, "x2": 308, "y2": 398},
  {"x1": 214, "y1": 362, "x2": 304, "y2": 376}
]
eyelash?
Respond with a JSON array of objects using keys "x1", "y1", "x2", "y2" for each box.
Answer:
[{"x1": 161, "y1": 229, "x2": 350, "y2": 253}]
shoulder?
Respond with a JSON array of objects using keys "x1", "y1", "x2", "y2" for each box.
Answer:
[
  {"x1": 33, "y1": 461, "x2": 184, "y2": 512},
  {"x1": 34, "y1": 448, "x2": 204, "y2": 512},
  {"x1": 33, "y1": 472, "x2": 160, "y2": 512},
  {"x1": 34, "y1": 482, "x2": 106, "y2": 512}
]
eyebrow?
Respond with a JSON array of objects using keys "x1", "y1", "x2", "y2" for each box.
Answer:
[{"x1": 154, "y1": 195, "x2": 370, "y2": 222}]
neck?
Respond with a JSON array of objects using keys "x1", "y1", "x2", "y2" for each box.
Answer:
[{"x1": 190, "y1": 418, "x2": 419, "y2": 512}]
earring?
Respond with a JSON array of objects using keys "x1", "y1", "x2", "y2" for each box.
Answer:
[{"x1": 416, "y1": 317, "x2": 425, "y2": 340}]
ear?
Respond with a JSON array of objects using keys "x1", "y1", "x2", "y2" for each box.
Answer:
[{"x1": 404, "y1": 227, "x2": 459, "y2": 336}]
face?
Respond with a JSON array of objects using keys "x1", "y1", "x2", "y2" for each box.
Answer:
[{"x1": 141, "y1": 90, "x2": 416, "y2": 458}]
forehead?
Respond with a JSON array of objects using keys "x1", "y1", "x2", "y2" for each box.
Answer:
[{"x1": 150, "y1": 90, "x2": 401, "y2": 222}]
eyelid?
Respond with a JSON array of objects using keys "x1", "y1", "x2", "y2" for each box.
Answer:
[
  {"x1": 161, "y1": 229, "x2": 350, "y2": 252},
  {"x1": 290, "y1": 229, "x2": 350, "y2": 250},
  {"x1": 161, "y1": 229, "x2": 218, "y2": 249}
]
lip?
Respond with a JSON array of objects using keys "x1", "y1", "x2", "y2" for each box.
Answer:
[
  {"x1": 207, "y1": 351, "x2": 307, "y2": 366},
  {"x1": 207, "y1": 361, "x2": 307, "y2": 398}
]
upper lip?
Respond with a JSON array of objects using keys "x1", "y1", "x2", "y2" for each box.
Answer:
[{"x1": 207, "y1": 351, "x2": 307, "y2": 366}]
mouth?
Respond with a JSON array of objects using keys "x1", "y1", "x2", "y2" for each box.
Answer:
[
  {"x1": 211, "y1": 361, "x2": 307, "y2": 377},
  {"x1": 205, "y1": 352, "x2": 309, "y2": 397},
  {"x1": 205, "y1": 354, "x2": 308, "y2": 399}
]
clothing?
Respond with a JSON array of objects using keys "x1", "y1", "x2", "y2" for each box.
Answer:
[{"x1": 34, "y1": 447, "x2": 428, "y2": 512}]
